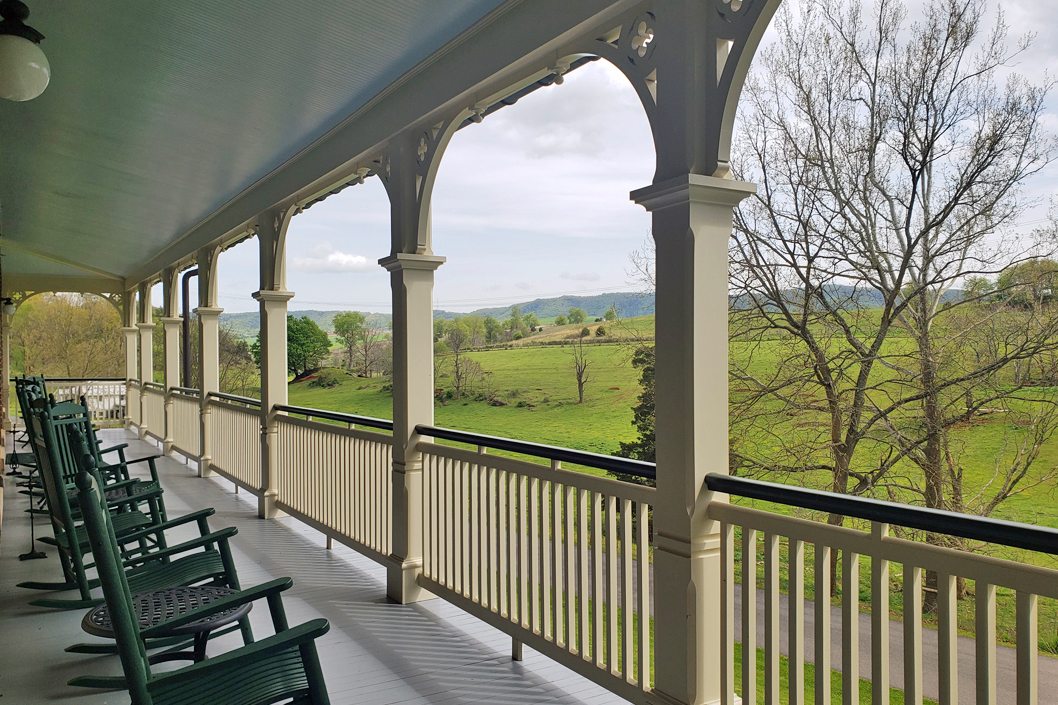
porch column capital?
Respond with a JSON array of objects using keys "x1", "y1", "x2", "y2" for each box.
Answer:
[
  {"x1": 135, "y1": 322, "x2": 157, "y2": 331},
  {"x1": 631, "y1": 174, "x2": 755, "y2": 212},
  {"x1": 252, "y1": 289, "x2": 296, "y2": 303},
  {"x1": 193, "y1": 306, "x2": 224, "y2": 318},
  {"x1": 378, "y1": 253, "x2": 446, "y2": 272},
  {"x1": 121, "y1": 326, "x2": 138, "y2": 334},
  {"x1": 159, "y1": 316, "x2": 183, "y2": 326}
]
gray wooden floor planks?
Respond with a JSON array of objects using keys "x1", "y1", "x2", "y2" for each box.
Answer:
[{"x1": 0, "y1": 428, "x2": 625, "y2": 705}]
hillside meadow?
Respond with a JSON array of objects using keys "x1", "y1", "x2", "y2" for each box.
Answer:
[{"x1": 287, "y1": 313, "x2": 1058, "y2": 649}]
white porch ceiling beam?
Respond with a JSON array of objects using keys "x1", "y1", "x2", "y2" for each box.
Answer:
[{"x1": 127, "y1": 0, "x2": 637, "y2": 285}]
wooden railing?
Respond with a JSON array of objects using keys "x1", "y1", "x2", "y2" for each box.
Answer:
[
  {"x1": 273, "y1": 405, "x2": 394, "y2": 562},
  {"x1": 206, "y1": 392, "x2": 261, "y2": 493},
  {"x1": 416, "y1": 425, "x2": 655, "y2": 704},
  {"x1": 127, "y1": 380, "x2": 141, "y2": 426},
  {"x1": 706, "y1": 474, "x2": 1058, "y2": 705},
  {"x1": 46, "y1": 377, "x2": 127, "y2": 425},
  {"x1": 168, "y1": 387, "x2": 200, "y2": 459},
  {"x1": 142, "y1": 383, "x2": 166, "y2": 441}
]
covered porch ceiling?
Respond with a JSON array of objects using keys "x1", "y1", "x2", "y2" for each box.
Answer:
[{"x1": 0, "y1": 0, "x2": 619, "y2": 294}]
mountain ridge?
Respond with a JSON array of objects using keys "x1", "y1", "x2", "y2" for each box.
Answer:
[{"x1": 218, "y1": 291, "x2": 655, "y2": 338}]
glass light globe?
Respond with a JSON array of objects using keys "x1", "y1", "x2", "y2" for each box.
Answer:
[
  {"x1": 2, "y1": 303, "x2": 16, "y2": 316},
  {"x1": 0, "y1": 33, "x2": 48, "y2": 101}
]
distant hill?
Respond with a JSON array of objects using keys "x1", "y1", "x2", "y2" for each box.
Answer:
[
  {"x1": 220, "y1": 310, "x2": 391, "y2": 339},
  {"x1": 220, "y1": 291, "x2": 655, "y2": 338},
  {"x1": 729, "y1": 284, "x2": 963, "y2": 311},
  {"x1": 434, "y1": 291, "x2": 654, "y2": 321}
]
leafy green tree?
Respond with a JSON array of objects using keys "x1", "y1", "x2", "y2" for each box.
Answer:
[
  {"x1": 252, "y1": 315, "x2": 330, "y2": 379},
  {"x1": 568, "y1": 308, "x2": 587, "y2": 324},
  {"x1": 603, "y1": 306, "x2": 618, "y2": 322},
  {"x1": 433, "y1": 317, "x2": 448, "y2": 342},
  {"x1": 615, "y1": 346, "x2": 656, "y2": 486},
  {"x1": 333, "y1": 311, "x2": 366, "y2": 371},
  {"x1": 554, "y1": 314, "x2": 567, "y2": 326},
  {"x1": 523, "y1": 312, "x2": 539, "y2": 330},
  {"x1": 506, "y1": 305, "x2": 524, "y2": 332},
  {"x1": 334, "y1": 310, "x2": 384, "y2": 376},
  {"x1": 484, "y1": 316, "x2": 502, "y2": 344},
  {"x1": 463, "y1": 314, "x2": 486, "y2": 346},
  {"x1": 995, "y1": 259, "x2": 1058, "y2": 308}
]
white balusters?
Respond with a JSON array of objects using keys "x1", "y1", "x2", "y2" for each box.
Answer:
[
  {"x1": 789, "y1": 538, "x2": 805, "y2": 705},
  {"x1": 1016, "y1": 591, "x2": 1037, "y2": 705},
  {"x1": 976, "y1": 581, "x2": 996, "y2": 705},
  {"x1": 904, "y1": 564, "x2": 923, "y2": 705},
  {"x1": 872, "y1": 523, "x2": 890, "y2": 705},
  {"x1": 415, "y1": 441, "x2": 654, "y2": 703}
]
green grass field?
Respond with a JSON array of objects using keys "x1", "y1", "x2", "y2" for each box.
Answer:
[{"x1": 287, "y1": 312, "x2": 1058, "y2": 650}]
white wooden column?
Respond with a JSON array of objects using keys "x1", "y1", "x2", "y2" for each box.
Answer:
[
  {"x1": 136, "y1": 282, "x2": 155, "y2": 440},
  {"x1": 160, "y1": 267, "x2": 180, "y2": 454},
  {"x1": 122, "y1": 290, "x2": 138, "y2": 429},
  {"x1": 634, "y1": 177, "x2": 753, "y2": 705},
  {"x1": 620, "y1": 2, "x2": 776, "y2": 703},
  {"x1": 381, "y1": 252, "x2": 443, "y2": 602},
  {"x1": 377, "y1": 124, "x2": 461, "y2": 604},
  {"x1": 255, "y1": 205, "x2": 297, "y2": 519},
  {"x1": 196, "y1": 244, "x2": 222, "y2": 477}
]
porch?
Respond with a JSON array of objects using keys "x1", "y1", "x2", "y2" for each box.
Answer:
[{"x1": 0, "y1": 427, "x2": 623, "y2": 705}]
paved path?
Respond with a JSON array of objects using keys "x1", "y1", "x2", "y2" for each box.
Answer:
[{"x1": 733, "y1": 586, "x2": 1058, "y2": 704}]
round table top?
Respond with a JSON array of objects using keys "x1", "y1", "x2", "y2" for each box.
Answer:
[{"x1": 82, "y1": 585, "x2": 252, "y2": 638}]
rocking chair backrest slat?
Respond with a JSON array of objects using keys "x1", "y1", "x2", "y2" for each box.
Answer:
[
  {"x1": 74, "y1": 438, "x2": 154, "y2": 703},
  {"x1": 31, "y1": 403, "x2": 88, "y2": 587}
]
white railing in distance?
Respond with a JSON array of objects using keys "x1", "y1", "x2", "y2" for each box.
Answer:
[
  {"x1": 709, "y1": 502, "x2": 1057, "y2": 705},
  {"x1": 274, "y1": 415, "x2": 393, "y2": 561},
  {"x1": 169, "y1": 390, "x2": 200, "y2": 458},
  {"x1": 418, "y1": 441, "x2": 654, "y2": 704},
  {"x1": 208, "y1": 397, "x2": 261, "y2": 494},
  {"x1": 49, "y1": 379, "x2": 127, "y2": 426},
  {"x1": 127, "y1": 380, "x2": 141, "y2": 425}
]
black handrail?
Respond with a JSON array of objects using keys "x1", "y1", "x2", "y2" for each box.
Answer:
[
  {"x1": 206, "y1": 391, "x2": 262, "y2": 407},
  {"x1": 11, "y1": 377, "x2": 126, "y2": 383},
  {"x1": 170, "y1": 386, "x2": 201, "y2": 395},
  {"x1": 706, "y1": 473, "x2": 1058, "y2": 557},
  {"x1": 143, "y1": 382, "x2": 165, "y2": 390},
  {"x1": 416, "y1": 425, "x2": 657, "y2": 480},
  {"x1": 274, "y1": 404, "x2": 394, "y2": 431}
]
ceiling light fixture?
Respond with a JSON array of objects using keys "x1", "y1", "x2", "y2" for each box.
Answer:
[
  {"x1": 0, "y1": 0, "x2": 48, "y2": 102},
  {"x1": 2, "y1": 298, "x2": 16, "y2": 316}
]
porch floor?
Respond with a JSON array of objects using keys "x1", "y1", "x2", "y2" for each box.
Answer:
[{"x1": 0, "y1": 428, "x2": 624, "y2": 704}]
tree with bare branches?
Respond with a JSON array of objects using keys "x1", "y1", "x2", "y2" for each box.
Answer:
[{"x1": 729, "y1": 0, "x2": 1057, "y2": 598}]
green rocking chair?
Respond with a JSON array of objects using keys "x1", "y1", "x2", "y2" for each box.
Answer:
[{"x1": 75, "y1": 460, "x2": 331, "y2": 705}]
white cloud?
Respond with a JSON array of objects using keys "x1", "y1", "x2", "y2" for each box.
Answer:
[
  {"x1": 515, "y1": 281, "x2": 533, "y2": 290},
  {"x1": 560, "y1": 271, "x2": 601, "y2": 282},
  {"x1": 290, "y1": 242, "x2": 373, "y2": 272}
]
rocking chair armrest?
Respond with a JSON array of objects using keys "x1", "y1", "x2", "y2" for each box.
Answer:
[
  {"x1": 116, "y1": 508, "x2": 216, "y2": 545},
  {"x1": 99, "y1": 478, "x2": 141, "y2": 493},
  {"x1": 140, "y1": 577, "x2": 293, "y2": 638},
  {"x1": 97, "y1": 443, "x2": 129, "y2": 456},
  {"x1": 123, "y1": 454, "x2": 163, "y2": 467},
  {"x1": 147, "y1": 619, "x2": 330, "y2": 691},
  {"x1": 105, "y1": 486, "x2": 163, "y2": 510},
  {"x1": 123, "y1": 526, "x2": 238, "y2": 570}
]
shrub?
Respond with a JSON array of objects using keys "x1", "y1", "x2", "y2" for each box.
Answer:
[
  {"x1": 308, "y1": 368, "x2": 345, "y2": 389},
  {"x1": 513, "y1": 331, "x2": 524, "y2": 340},
  {"x1": 580, "y1": 327, "x2": 591, "y2": 338},
  {"x1": 595, "y1": 326, "x2": 606, "y2": 337}
]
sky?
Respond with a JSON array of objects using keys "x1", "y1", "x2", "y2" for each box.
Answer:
[{"x1": 203, "y1": 0, "x2": 1058, "y2": 315}]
